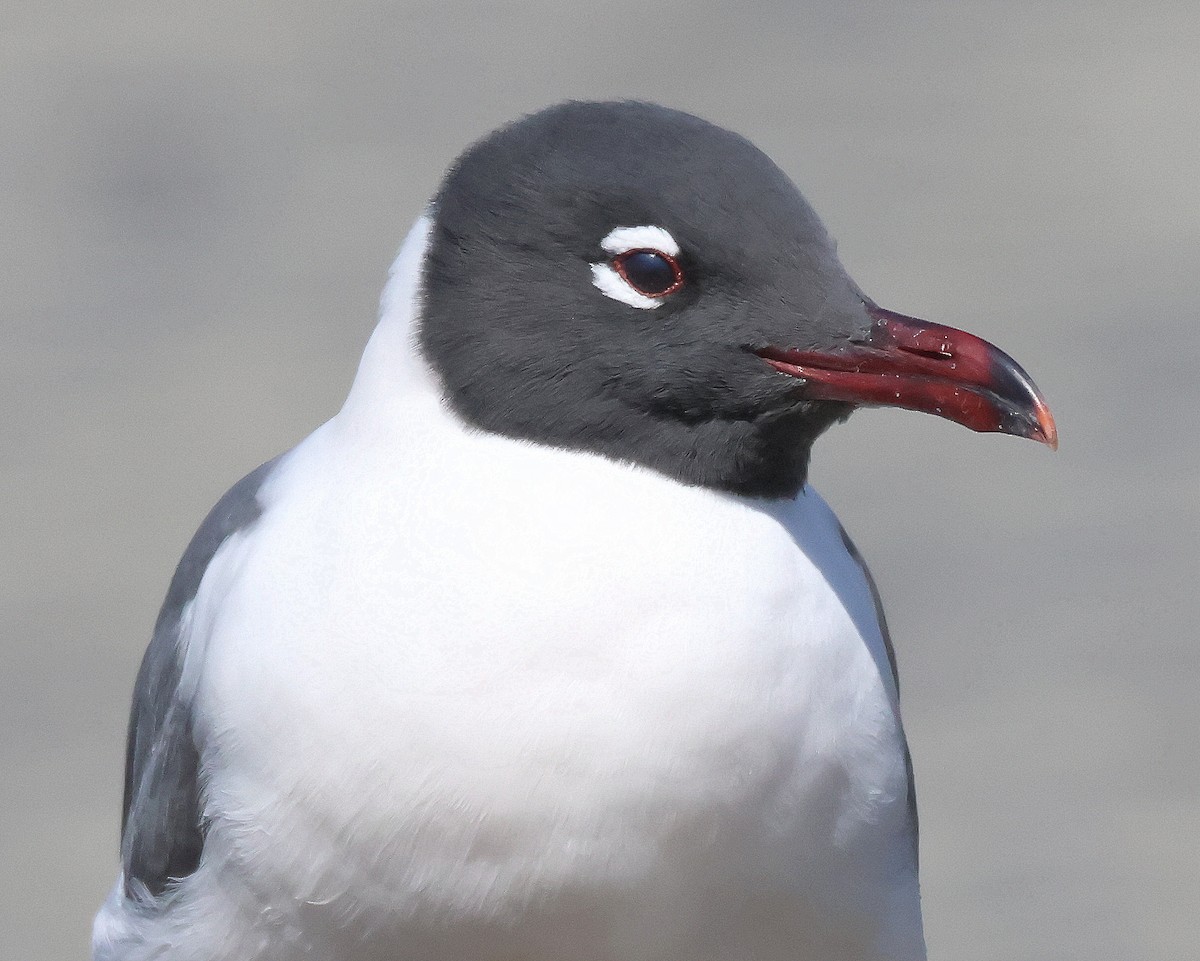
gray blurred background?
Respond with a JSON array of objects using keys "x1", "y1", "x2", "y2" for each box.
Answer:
[{"x1": 4, "y1": 2, "x2": 1197, "y2": 958}]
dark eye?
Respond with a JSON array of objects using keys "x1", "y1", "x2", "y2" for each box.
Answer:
[{"x1": 613, "y1": 248, "x2": 684, "y2": 297}]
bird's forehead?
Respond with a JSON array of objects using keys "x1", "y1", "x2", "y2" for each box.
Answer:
[{"x1": 436, "y1": 102, "x2": 829, "y2": 259}]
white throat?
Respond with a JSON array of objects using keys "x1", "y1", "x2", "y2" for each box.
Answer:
[{"x1": 339, "y1": 214, "x2": 441, "y2": 425}]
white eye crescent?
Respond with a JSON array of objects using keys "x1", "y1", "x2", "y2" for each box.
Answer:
[{"x1": 600, "y1": 225, "x2": 680, "y2": 257}]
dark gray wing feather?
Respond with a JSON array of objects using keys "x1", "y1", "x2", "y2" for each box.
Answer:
[
  {"x1": 121, "y1": 457, "x2": 279, "y2": 899},
  {"x1": 836, "y1": 522, "x2": 919, "y2": 863}
]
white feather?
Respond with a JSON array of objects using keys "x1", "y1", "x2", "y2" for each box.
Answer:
[{"x1": 599, "y1": 224, "x2": 680, "y2": 257}]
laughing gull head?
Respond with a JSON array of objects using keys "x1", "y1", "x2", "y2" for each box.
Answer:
[
  {"x1": 419, "y1": 102, "x2": 1054, "y2": 498},
  {"x1": 94, "y1": 101, "x2": 1056, "y2": 961}
]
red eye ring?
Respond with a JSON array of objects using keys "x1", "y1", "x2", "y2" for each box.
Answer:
[{"x1": 611, "y1": 248, "x2": 685, "y2": 298}]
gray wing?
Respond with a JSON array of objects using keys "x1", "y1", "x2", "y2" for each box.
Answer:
[
  {"x1": 835, "y1": 522, "x2": 919, "y2": 863},
  {"x1": 120, "y1": 457, "x2": 279, "y2": 899}
]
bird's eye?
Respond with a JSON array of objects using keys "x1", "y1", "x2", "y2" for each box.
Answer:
[
  {"x1": 591, "y1": 225, "x2": 683, "y2": 309},
  {"x1": 612, "y1": 249, "x2": 684, "y2": 298}
]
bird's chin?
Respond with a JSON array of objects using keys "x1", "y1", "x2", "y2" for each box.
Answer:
[
  {"x1": 759, "y1": 391, "x2": 855, "y2": 433},
  {"x1": 718, "y1": 399, "x2": 853, "y2": 498}
]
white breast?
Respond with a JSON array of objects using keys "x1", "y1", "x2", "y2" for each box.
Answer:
[{"x1": 180, "y1": 217, "x2": 923, "y2": 960}]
